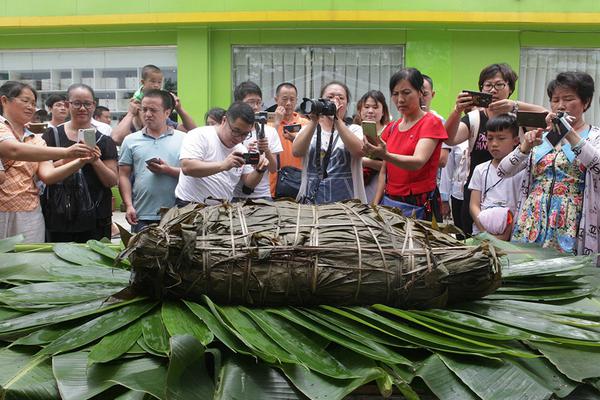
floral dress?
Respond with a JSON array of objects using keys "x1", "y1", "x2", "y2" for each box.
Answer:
[{"x1": 512, "y1": 148, "x2": 586, "y2": 253}]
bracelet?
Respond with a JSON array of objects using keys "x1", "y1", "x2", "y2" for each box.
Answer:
[{"x1": 509, "y1": 101, "x2": 519, "y2": 116}]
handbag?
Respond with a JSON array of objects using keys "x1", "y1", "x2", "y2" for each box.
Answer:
[
  {"x1": 380, "y1": 195, "x2": 426, "y2": 220},
  {"x1": 41, "y1": 128, "x2": 97, "y2": 232},
  {"x1": 274, "y1": 153, "x2": 302, "y2": 199}
]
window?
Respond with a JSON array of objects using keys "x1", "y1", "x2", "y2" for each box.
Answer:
[
  {"x1": 520, "y1": 48, "x2": 600, "y2": 123},
  {"x1": 0, "y1": 46, "x2": 177, "y2": 124},
  {"x1": 232, "y1": 45, "x2": 404, "y2": 118}
]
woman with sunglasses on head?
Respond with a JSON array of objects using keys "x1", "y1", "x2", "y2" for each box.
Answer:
[
  {"x1": 353, "y1": 90, "x2": 391, "y2": 203},
  {"x1": 293, "y1": 81, "x2": 366, "y2": 204},
  {"x1": 42, "y1": 83, "x2": 118, "y2": 242},
  {"x1": 365, "y1": 68, "x2": 447, "y2": 222},
  {"x1": 0, "y1": 81, "x2": 95, "y2": 242},
  {"x1": 498, "y1": 71, "x2": 600, "y2": 256},
  {"x1": 444, "y1": 63, "x2": 546, "y2": 235}
]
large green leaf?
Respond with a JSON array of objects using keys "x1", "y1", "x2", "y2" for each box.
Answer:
[
  {"x1": 53, "y1": 351, "x2": 166, "y2": 400},
  {"x1": 415, "y1": 353, "x2": 479, "y2": 400},
  {"x1": 501, "y1": 255, "x2": 592, "y2": 278},
  {"x1": 52, "y1": 243, "x2": 114, "y2": 268},
  {"x1": 86, "y1": 240, "x2": 130, "y2": 268},
  {"x1": 88, "y1": 319, "x2": 143, "y2": 364},
  {"x1": 141, "y1": 308, "x2": 170, "y2": 356},
  {"x1": 0, "y1": 281, "x2": 125, "y2": 307},
  {"x1": 0, "y1": 235, "x2": 24, "y2": 253},
  {"x1": 41, "y1": 300, "x2": 156, "y2": 356},
  {"x1": 161, "y1": 301, "x2": 213, "y2": 346},
  {"x1": 0, "y1": 347, "x2": 58, "y2": 400},
  {"x1": 166, "y1": 335, "x2": 213, "y2": 400},
  {"x1": 528, "y1": 341, "x2": 600, "y2": 382},
  {"x1": 213, "y1": 354, "x2": 306, "y2": 400}
]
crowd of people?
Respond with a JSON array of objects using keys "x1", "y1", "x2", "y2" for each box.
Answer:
[{"x1": 1, "y1": 62, "x2": 599, "y2": 257}]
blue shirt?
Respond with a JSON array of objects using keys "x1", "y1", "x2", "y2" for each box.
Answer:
[{"x1": 119, "y1": 128, "x2": 185, "y2": 220}]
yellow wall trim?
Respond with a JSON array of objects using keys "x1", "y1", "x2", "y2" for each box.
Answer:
[{"x1": 1, "y1": 10, "x2": 600, "y2": 28}]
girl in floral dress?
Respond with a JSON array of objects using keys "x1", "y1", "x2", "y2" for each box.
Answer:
[{"x1": 498, "y1": 71, "x2": 600, "y2": 255}]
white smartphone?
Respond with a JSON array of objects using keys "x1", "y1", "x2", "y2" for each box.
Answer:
[
  {"x1": 78, "y1": 128, "x2": 97, "y2": 148},
  {"x1": 361, "y1": 121, "x2": 379, "y2": 145}
]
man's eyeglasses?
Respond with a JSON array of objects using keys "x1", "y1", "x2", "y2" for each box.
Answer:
[
  {"x1": 244, "y1": 99, "x2": 264, "y2": 108},
  {"x1": 68, "y1": 101, "x2": 95, "y2": 110},
  {"x1": 226, "y1": 118, "x2": 252, "y2": 139},
  {"x1": 482, "y1": 82, "x2": 507, "y2": 91}
]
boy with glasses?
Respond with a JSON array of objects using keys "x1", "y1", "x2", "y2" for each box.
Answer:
[{"x1": 174, "y1": 102, "x2": 269, "y2": 205}]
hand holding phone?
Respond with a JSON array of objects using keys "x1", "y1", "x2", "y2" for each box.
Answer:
[
  {"x1": 361, "y1": 121, "x2": 380, "y2": 145},
  {"x1": 78, "y1": 128, "x2": 97, "y2": 148},
  {"x1": 242, "y1": 152, "x2": 260, "y2": 165},
  {"x1": 145, "y1": 157, "x2": 161, "y2": 165},
  {"x1": 463, "y1": 90, "x2": 493, "y2": 108}
]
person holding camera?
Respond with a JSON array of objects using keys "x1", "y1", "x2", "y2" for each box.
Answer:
[
  {"x1": 365, "y1": 68, "x2": 447, "y2": 222},
  {"x1": 497, "y1": 71, "x2": 600, "y2": 255},
  {"x1": 292, "y1": 81, "x2": 366, "y2": 204},
  {"x1": 118, "y1": 90, "x2": 185, "y2": 233},
  {"x1": 444, "y1": 63, "x2": 546, "y2": 234},
  {"x1": 231, "y1": 81, "x2": 281, "y2": 201},
  {"x1": 174, "y1": 101, "x2": 269, "y2": 205}
]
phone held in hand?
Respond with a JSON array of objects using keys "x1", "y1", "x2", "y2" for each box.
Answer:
[
  {"x1": 463, "y1": 90, "x2": 493, "y2": 108},
  {"x1": 283, "y1": 124, "x2": 302, "y2": 134},
  {"x1": 78, "y1": 128, "x2": 97, "y2": 148},
  {"x1": 145, "y1": 157, "x2": 160, "y2": 165},
  {"x1": 361, "y1": 121, "x2": 379, "y2": 145},
  {"x1": 516, "y1": 111, "x2": 549, "y2": 128},
  {"x1": 546, "y1": 112, "x2": 572, "y2": 147},
  {"x1": 242, "y1": 152, "x2": 260, "y2": 165}
]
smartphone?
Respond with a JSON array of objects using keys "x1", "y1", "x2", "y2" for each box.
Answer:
[
  {"x1": 361, "y1": 121, "x2": 379, "y2": 145},
  {"x1": 463, "y1": 90, "x2": 493, "y2": 108},
  {"x1": 78, "y1": 128, "x2": 97, "y2": 148},
  {"x1": 145, "y1": 157, "x2": 160, "y2": 165},
  {"x1": 516, "y1": 111, "x2": 549, "y2": 128},
  {"x1": 242, "y1": 152, "x2": 260, "y2": 165},
  {"x1": 546, "y1": 115, "x2": 572, "y2": 147},
  {"x1": 28, "y1": 123, "x2": 48, "y2": 134},
  {"x1": 283, "y1": 124, "x2": 302, "y2": 134}
]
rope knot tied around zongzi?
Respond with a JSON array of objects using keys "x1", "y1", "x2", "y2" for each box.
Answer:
[{"x1": 125, "y1": 200, "x2": 501, "y2": 308}]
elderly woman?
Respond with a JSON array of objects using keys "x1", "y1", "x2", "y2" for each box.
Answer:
[
  {"x1": 42, "y1": 83, "x2": 118, "y2": 242},
  {"x1": 293, "y1": 81, "x2": 366, "y2": 204},
  {"x1": 497, "y1": 71, "x2": 600, "y2": 255},
  {"x1": 0, "y1": 81, "x2": 94, "y2": 242}
]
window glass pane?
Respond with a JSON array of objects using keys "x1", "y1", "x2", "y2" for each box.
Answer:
[
  {"x1": 520, "y1": 48, "x2": 600, "y2": 124},
  {"x1": 233, "y1": 45, "x2": 404, "y2": 119}
]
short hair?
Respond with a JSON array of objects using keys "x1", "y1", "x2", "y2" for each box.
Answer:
[
  {"x1": 93, "y1": 106, "x2": 110, "y2": 119},
  {"x1": 226, "y1": 101, "x2": 255, "y2": 125},
  {"x1": 389, "y1": 68, "x2": 424, "y2": 94},
  {"x1": 204, "y1": 107, "x2": 226, "y2": 124},
  {"x1": 33, "y1": 109, "x2": 49, "y2": 123},
  {"x1": 319, "y1": 81, "x2": 351, "y2": 103},
  {"x1": 234, "y1": 81, "x2": 262, "y2": 102},
  {"x1": 422, "y1": 74, "x2": 434, "y2": 90},
  {"x1": 141, "y1": 64, "x2": 163, "y2": 80},
  {"x1": 275, "y1": 82, "x2": 298, "y2": 96},
  {"x1": 0, "y1": 81, "x2": 38, "y2": 114},
  {"x1": 486, "y1": 114, "x2": 519, "y2": 137},
  {"x1": 67, "y1": 83, "x2": 95, "y2": 100},
  {"x1": 478, "y1": 63, "x2": 518, "y2": 95},
  {"x1": 354, "y1": 90, "x2": 391, "y2": 126},
  {"x1": 45, "y1": 93, "x2": 67, "y2": 109},
  {"x1": 547, "y1": 71, "x2": 595, "y2": 112},
  {"x1": 142, "y1": 89, "x2": 174, "y2": 111}
]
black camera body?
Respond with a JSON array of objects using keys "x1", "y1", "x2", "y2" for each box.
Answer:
[
  {"x1": 299, "y1": 98, "x2": 337, "y2": 116},
  {"x1": 242, "y1": 152, "x2": 260, "y2": 165},
  {"x1": 254, "y1": 111, "x2": 268, "y2": 125}
]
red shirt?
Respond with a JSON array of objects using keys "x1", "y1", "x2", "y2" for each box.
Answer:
[{"x1": 381, "y1": 112, "x2": 448, "y2": 196}]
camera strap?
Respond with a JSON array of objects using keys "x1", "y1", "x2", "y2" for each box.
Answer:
[{"x1": 315, "y1": 122, "x2": 338, "y2": 180}]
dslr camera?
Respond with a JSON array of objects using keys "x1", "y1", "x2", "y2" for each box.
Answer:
[{"x1": 299, "y1": 98, "x2": 337, "y2": 116}]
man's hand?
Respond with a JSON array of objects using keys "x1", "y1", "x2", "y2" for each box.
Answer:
[
  {"x1": 254, "y1": 155, "x2": 269, "y2": 172},
  {"x1": 146, "y1": 158, "x2": 170, "y2": 175},
  {"x1": 273, "y1": 105, "x2": 285, "y2": 126},
  {"x1": 441, "y1": 201, "x2": 451, "y2": 219},
  {"x1": 125, "y1": 205, "x2": 138, "y2": 226},
  {"x1": 128, "y1": 99, "x2": 141, "y2": 115},
  {"x1": 257, "y1": 137, "x2": 270, "y2": 154},
  {"x1": 170, "y1": 93, "x2": 183, "y2": 112},
  {"x1": 222, "y1": 152, "x2": 245, "y2": 171}
]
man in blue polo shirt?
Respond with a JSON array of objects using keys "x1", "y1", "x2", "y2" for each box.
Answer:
[{"x1": 118, "y1": 89, "x2": 184, "y2": 232}]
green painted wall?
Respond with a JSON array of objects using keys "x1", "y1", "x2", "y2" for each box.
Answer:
[{"x1": 2, "y1": 0, "x2": 600, "y2": 16}]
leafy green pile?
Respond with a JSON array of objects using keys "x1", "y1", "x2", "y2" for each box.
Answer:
[{"x1": 0, "y1": 236, "x2": 599, "y2": 400}]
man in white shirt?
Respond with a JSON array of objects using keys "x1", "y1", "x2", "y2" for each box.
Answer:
[
  {"x1": 175, "y1": 101, "x2": 269, "y2": 205},
  {"x1": 231, "y1": 81, "x2": 282, "y2": 201}
]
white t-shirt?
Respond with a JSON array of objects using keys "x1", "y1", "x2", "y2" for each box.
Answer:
[
  {"x1": 233, "y1": 124, "x2": 282, "y2": 199},
  {"x1": 175, "y1": 126, "x2": 253, "y2": 203},
  {"x1": 91, "y1": 119, "x2": 112, "y2": 137},
  {"x1": 468, "y1": 160, "x2": 525, "y2": 234}
]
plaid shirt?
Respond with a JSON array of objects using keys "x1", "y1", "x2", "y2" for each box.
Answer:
[{"x1": 0, "y1": 118, "x2": 45, "y2": 212}]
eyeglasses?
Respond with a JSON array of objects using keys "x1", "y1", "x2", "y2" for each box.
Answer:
[
  {"x1": 226, "y1": 118, "x2": 252, "y2": 139},
  {"x1": 68, "y1": 101, "x2": 95, "y2": 110},
  {"x1": 244, "y1": 99, "x2": 264, "y2": 108},
  {"x1": 482, "y1": 81, "x2": 508, "y2": 91}
]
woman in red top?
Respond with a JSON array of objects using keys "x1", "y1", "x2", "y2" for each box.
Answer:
[{"x1": 365, "y1": 68, "x2": 448, "y2": 221}]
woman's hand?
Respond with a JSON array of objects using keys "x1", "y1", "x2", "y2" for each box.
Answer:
[
  {"x1": 520, "y1": 128, "x2": 544, "y2": 154},
  {"x1": 488, "y1": 99, "x2": 516, "y2": 114},
  {"x1": 362, "y1": 137, "x2": 387, "y2": 161},
  {"x1": 454, "y1": 92, "x2": 474, "y2": 114}
]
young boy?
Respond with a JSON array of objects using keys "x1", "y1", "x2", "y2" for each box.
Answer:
[{"x1": 469, "y1": 114, "x2": 525, "y2": 240}]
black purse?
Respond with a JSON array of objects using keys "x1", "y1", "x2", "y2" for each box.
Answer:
[
  {"x1": 275, "y1": 153, "x2": 302, "y2": 199},
  {"x1": 41, "y1": 128, "x2": 97, "y2": 232}
]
